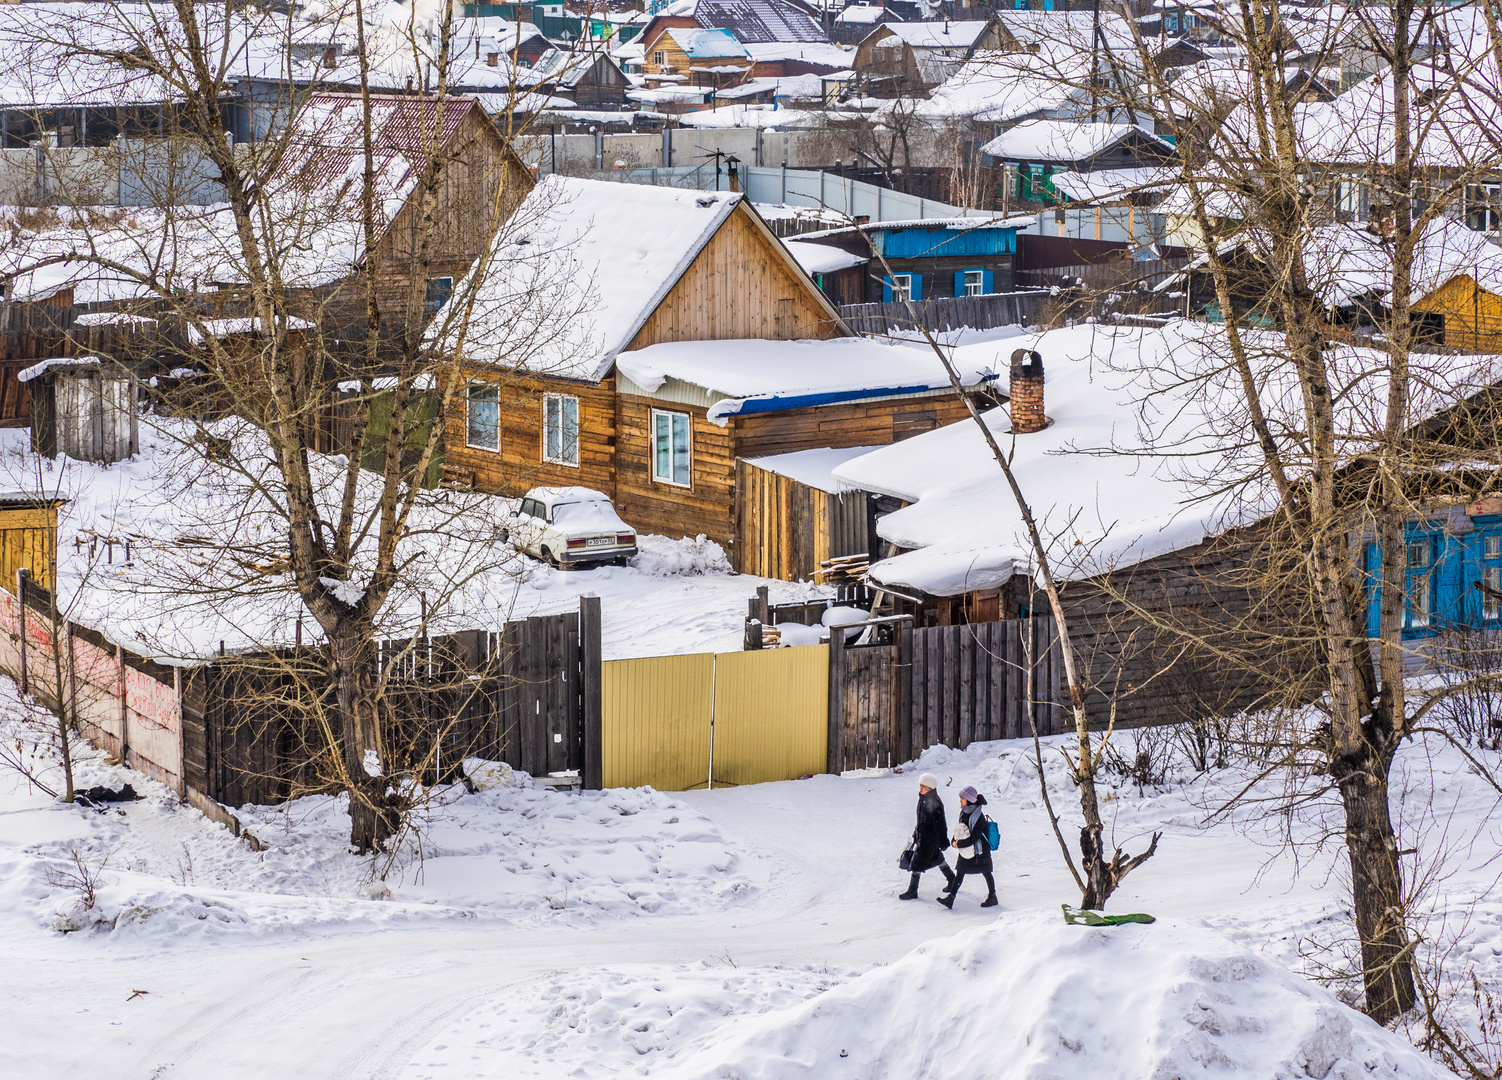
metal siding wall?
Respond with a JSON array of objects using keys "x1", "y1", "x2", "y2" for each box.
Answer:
[
  {"x1": 712, "y1": 645, "x2": 827, "y2": 786},
  {"x1": 601, "y1": 652, "x2": 714, "y2": 791}
]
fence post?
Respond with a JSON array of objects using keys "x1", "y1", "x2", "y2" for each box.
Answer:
[
  {"x1": 745, "y1": 597, "x2": 763, "y2": 650},
  {"x1": 579, "y1": 596, "x2": 603, "y2": 791},
  {"x1": 898, "y1": 618, "x2": 913, "y2": 765},
  {"x1": 15, "y1": 568, "x2": 26, "y2": 696},
  {"x1": 118, "y1": 642, "x2": 129, "y2": 765},
  {"x1": 827, "y1": 626, "x2": 844, "y2": 774}
]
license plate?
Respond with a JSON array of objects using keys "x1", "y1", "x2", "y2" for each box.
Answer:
[{"x1": 586, "y1": 537, "x2": 614, "y2": 548}]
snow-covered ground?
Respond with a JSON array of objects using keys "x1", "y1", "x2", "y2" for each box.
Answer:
[
  {"x1": 0, "y1": 422, "x2": 826, "y2": 663},
  {"x1": 3, "y1": 670, "x2": 1498, "y2": 1078}
]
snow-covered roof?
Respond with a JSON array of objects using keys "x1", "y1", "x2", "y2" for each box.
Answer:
[
  {"x1": 443, "y1": 177, "x2": 748, "y2": 382},
  {"x1": 784, "y1": 239, "x2": 869, "y2": 274},
  {"x1": 661, "y1": 27, "x2": 750, "y2": 59},
  {"x1": 615, "y1": 337, "x2": 992, "y2": 423},
  {"x1": 832, "y1": 321, "x2": 1502, "y2": 597},
  {"x1": 1172, "y1": 219, "x2": 1502, "y2": 309},
  {"x1": 743, "y1": 41, "x2": 853, "y2": 67},
  {"x1": 873, "y1": 20, "x2": 989, "y2": 49},
  {"x1": 715, "y1": 73, "x2": 824, "y2": 100},
  {"x1": 0, "y1": 2, "x2": 322, "y2": 107},
  {"x1": 185, "y1": 317, "x2": 315, "y2": 346},
  {"x1": 1048, "y1": 166, "x2": 1177, "y2": 203},
  {"x1": 981, "y1": 120, "x2": 1171, "y2": 164},
  {"x1": 743, "y1": 445, "x2": 879, "y2": 493},
  {"x1": 911, "y1": 49, "x2": 1085, "y2": 123},
  {"x1": 837, "y1": 4, "x2": 886, "y2": 24}
]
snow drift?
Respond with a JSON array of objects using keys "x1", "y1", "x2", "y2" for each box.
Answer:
[{"x1": 664, "y1": 911, "x2": 1454, "y2": 1080}]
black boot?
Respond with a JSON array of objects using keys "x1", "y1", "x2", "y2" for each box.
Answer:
[
  {"x1": 937, "y1": 893, "x2": 955, "y2": 909},
  {"x1": 981, "y1": 894, "x2": 998, "y2": 908},
  {"x1": 898, "y1": 885, "x2": 919, "y2": 900}
]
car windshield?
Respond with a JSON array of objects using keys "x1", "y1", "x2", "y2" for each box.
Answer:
[{"x1": 550, "y1": 500, "x2": 624, "y2": 530}]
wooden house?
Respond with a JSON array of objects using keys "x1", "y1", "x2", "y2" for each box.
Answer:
[
  {"x1": 981, "y1": 120, "x2": 1175, "y2": 178},
  {"x1": 792, "y1": 216, "x2": 1031, "y2": 304},
  {"x1": 641, "y1": 27, "x2": 752, "y2": 87},
  {"x1": 279, "y1": 93, "x2": 535, "y2": 335},
  {"x1": 1412, "y1": 273, "x2": 1502, "y2": 352},
  {"x1": 852, "y1": 18, "x2": 1008, "y2": 95},
  {"x1": 438, "y1": 176, "x2": 992, "y2": 574},
  {"x1": 830, "y1": 324, "x2": 1324, "y2": 729}
]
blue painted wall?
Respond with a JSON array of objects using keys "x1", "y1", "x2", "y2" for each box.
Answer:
[{"x1": 874, "y1": 225, "x2": 1017, "y2": 259}]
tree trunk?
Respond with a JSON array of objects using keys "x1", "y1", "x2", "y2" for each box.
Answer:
[
  {"x1": 331, "y1": 630, "x2": 393, "y2": 853},
  {"x1": 1335, "y1": 741, "x2": 1417, "y2": 1022}
]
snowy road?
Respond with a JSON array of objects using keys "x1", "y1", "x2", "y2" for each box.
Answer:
[{"x1": 4, "y1": 748, "x2": 1354, "y2": 1080}]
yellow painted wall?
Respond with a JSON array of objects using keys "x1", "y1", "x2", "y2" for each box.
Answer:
[
  {"x1": 1414, "y1": 274, "x2": 1502, "y2": 353},
  {"x1": 600, "y1": 645, "x2": 829, "y2": 791},
  {"x1": 0, "y1": 506, "x2": 57, "y2": 593}
]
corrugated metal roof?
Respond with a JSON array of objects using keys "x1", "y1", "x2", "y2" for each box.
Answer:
[
  {"x1": 288, "y1": 92, "x2": 476, "y2": 194},
  {"x1": 695, "y1": 0, "x2": 829, "y2": 44}
]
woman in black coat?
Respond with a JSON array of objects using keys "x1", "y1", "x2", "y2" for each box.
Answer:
[
  {"x1": 899, "y1": 772, "x2": 956, "y2": 900},
  {"x1": 938, "y1": 785, "x2": 997, "y2": 909}
]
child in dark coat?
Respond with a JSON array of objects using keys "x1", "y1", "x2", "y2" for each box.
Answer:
[
  {"x1": 898, "y1": 773, "x2": 956, "y2": 900},
  {"x1": 938, "y1": 785, "x2": 998, "y2": 909}
]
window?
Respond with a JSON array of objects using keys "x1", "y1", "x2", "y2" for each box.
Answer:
[
  {"x1": 543, "y1": 394, "x2": 579, "y2": 467},
  {"x1": 1406, "y1": 539, "x2": 1433, "y2": 629},
  {"x1": 890, "y1": 273, "x2": 913, "y2": 301},
  {"x1": 653, "y1": 49, "x2": 665, "y2": 67},
  {"x1": 465, "y1": 382, "x2": 499, "y2": 451},
  {"x1": 1335, "y1": 181, "x2": 1370, "y2": 223},
  {"x1": 963, "y1": 270, "x2": 985, "y2": 296},
  {"x1": 1466, "y1": 184, "x2": 1502, "y2": 231},
  {"x1": 651, "y1": 409, "x2": 691, "y2": 486},
  {"x1": 425, "y1": 276, "x2": 453, "y2": 314}
]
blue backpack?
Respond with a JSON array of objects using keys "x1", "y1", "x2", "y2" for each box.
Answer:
[{"x1": 984, "y1": 818, "x2": 1000, "y2": 852}]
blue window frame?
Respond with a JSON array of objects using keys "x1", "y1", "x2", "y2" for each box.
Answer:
[
  {"x1": 954, "y1": 268, "x2": 993, "y2": 297},
  {"x1": 882, "y1": 273, "x2": 921, "y2": 302},
  {"x1": 1364, "y1": 518, "x2": 1502, "y2": 637}
]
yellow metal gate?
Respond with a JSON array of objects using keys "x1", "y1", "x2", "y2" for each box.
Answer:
[{"x1": 600, "y1": 645, "x2": 828, "y2": 791}]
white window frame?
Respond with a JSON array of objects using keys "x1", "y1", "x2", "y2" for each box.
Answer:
[
  {"x1": 653, "y1": 49, "x2": 665, "y2": 67},
  {"x1": 650, "y1": 408, "x2": 692, "y2": 488},
  {"x1": 425, "y1": 276, "x2": 454, "y2": 314},
  {"x1": 890, "y1": 273, "x2": 913, "y2": 302},
  {"x1": 465, "y1": 381, "x2": 500, "y2": 452},
  {"x1": 542, "y1": 393, "x2": 580, "y2": 467},
  {"x1": 1406, "y1": 539, "x2": 1433, "y2": 629},
  {"x1": 963, "y1": 269, "x2": 985, "y2": 297}
]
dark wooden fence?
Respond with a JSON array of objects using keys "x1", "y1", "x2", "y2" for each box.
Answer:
[
  {"x1": 838, "y1": 291, "x2": 1054, "y2": 336},
  {"x1": 182, "y1": 598, "x2": 604, "y2": 807},
  {"x1": 1015, "y1": 258, "x2": 1188, "y2": 293},
  {"x1": 827, "y1": 614, "x2": 1064, "y2": 772}
]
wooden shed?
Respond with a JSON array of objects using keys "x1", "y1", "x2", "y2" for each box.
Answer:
[
  {"x1": 735, "y1": 452, "x2": 870, "y2": 581},
  {"x1": 0, "y1": 493, "x2": 62, "y2": 593},
  {"x1": 23, "y1": 357, "x2": 139, "y2": 463}
]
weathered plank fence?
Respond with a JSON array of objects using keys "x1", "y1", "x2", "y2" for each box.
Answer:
[
  {"x1": 827, "y1": 615, "x2": 1064, "y2": 773},
  {"x1": 838, "y1": 291, "x2": 1054, "y2": 336}
]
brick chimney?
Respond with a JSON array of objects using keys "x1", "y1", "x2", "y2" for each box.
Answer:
[
  {"x1": 487, "y1": 51, "x2": 500, "y2": 66},
  {"x1": 1009, "y1": 348, "x2": 1046, "y2": 433}
]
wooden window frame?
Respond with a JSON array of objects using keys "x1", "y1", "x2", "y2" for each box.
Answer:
[
  {"x1": 465, "y1": 381, "x2": 500, "y2": 452},
  {"x1": 650, "y1": 407, "x2": 692, "y2": 488},
  {"x1": 542, "y1": 393, "x2": 580, "y2": 468},
  {"x1": 425, "y1": 276, "x2": 454, "y2": 314}
]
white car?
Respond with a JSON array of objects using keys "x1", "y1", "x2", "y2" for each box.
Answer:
[{"x1": 501, "y1": 486, "x2": 638, "y2": 569}]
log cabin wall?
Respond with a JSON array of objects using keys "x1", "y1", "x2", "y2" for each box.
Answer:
[
  {"x1": 321, "y1": 108, "x2": 535, "y2": 334},
  {"x1": 444, "y1": 370, "x2": 617, "y2": 497},
  {"x1": 614, "y1": 394, "x2": 736, "y2": 550},
  {"x1": 625, "y1": 204, "x2": 845, "y2": 348}
]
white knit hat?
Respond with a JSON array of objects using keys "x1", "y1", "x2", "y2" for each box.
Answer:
[{"x1": 918, "y1": 773, "x2": 939, "y2": 789}]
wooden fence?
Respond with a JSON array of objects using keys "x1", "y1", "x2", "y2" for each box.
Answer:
[
  {"x1": 183, "y1": 600, "x2": 604, "y2": 807},
  {"x1": 838, "y1": 290, "x2": 1054, "y2": 336},
  {"x1": 735, "y1": 458, "x2": 867, "y2": 582},
  {"x1": 827, "y1": 615, "x2": 1065, "y2": 773}
]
